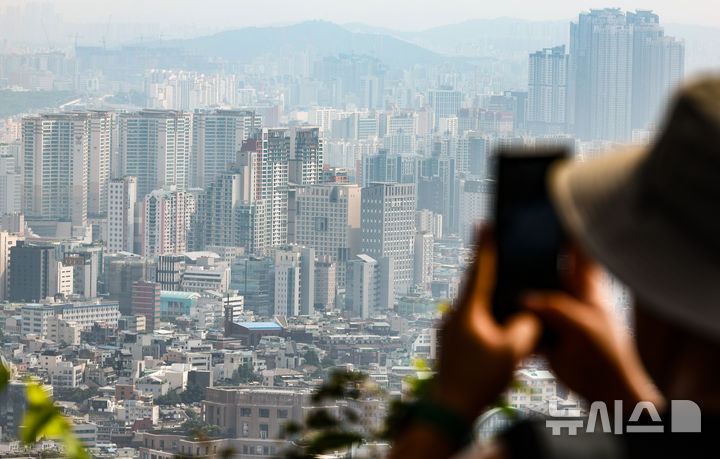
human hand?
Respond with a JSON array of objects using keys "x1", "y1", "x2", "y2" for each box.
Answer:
[
  {"x1": 432, "y1": 227, "x2": 543, "y2": 421},
  {"x1": 522, "y1": 243, "x2": 664, "y2": 411}
]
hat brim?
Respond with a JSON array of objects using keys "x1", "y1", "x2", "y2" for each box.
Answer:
[{"x1": 549, "y1": 148, "x2": 720, "y2": 339}]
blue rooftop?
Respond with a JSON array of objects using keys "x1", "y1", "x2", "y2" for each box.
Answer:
[
  {"x1": 234, "y1": 321, "x2": 283, "y2": 331},
  {"x1": 161, "y1": 291, "x2": 199, "y2": 299}
]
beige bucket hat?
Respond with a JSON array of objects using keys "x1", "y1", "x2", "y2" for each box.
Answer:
[{"x1": 549, "y1": 77, "x2": 720, "y2": 339}]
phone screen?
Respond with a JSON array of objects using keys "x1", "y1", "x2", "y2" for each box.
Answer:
[{"x1": 491, "y1": 148, "x2": 568, "y2": 323}]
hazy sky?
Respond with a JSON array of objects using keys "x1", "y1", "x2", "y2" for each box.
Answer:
[{"x1": 3, "y1": 0, "x2": 720, "y2": 30}]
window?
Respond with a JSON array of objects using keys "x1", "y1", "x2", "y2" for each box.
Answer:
[
  {"x1": 277, "y1": 409, "x2": 288, "y2": 419},
  {"x1": 260, "y1": 424, "x2": 269, "y2": 439},
  {"x1": 240, "y1": 407, "x2": 251, "y2": 416},
  {"x1": 259, "y1": 408, "x2": 270, "y2": 418}
]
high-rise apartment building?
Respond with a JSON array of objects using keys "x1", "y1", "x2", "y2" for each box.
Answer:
[
  {"x1": 141, "y1": 188, "x2": 195, "y2": 257},
  {"x1": 289, "y1": 127, "x2": 323, "y2": 185},
  {"x1": 241, "y1": 129, "x2": 290, "y2": 248},
  {"x1": 87, "y1": 110, "x2": 114, "y2": 216},
  {"x1": 295, "y1": 184, "x2": 361, "y2": 288},
  {"x1": 414, "y1": 232, "x2": 434, "y2": 292},
  {"x1": 528, "y1": 46, "x2": 569, "y2": 134},
  {"x1": 191, "y1": 109, "x2": 261, "y2": 188},
  {"x1": 360, "y1": 182, "x2": 416, "y2": 295},
  {"x1": 22, "y1": 113, "x2": 90, "y2": 227},
  {"x1": 627, "y1": 10, "x2": 685, "y2": 131},
  {"x1": 570, "y1": 9, "x2": 634, "y2": 141},
  {"x1": 0, "y1": 154, "x2": 20, "y2": 216},
  {"x1": 458, "y1": 179, "x2": 494, "y2": 246},
  {"x1": 386, "y1": 112, "x2": 417, "y2": 155},
  {"x1": 191, "y1": 151, "x2": 266, "y2": 255},
  {"x1": 106, "y1": 177, "x2": 137, "y2": 253},
  {"x1": 0, "y1": 231, "x2": 20, "y2": 300},
  {"x1": 119, "y1": 110, "x2": 192, "y2": 199},
  {"x1": 569, "y1": 9, "x2": 683, "y2": 140}
]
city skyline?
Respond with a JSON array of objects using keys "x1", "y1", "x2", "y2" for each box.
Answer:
[{"x1": 0, "y1": 4, "x2": 706, "y2": 457}]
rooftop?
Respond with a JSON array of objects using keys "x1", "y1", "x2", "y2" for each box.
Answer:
[
  {"x1": 234, "y1": 321, "x2": 283, "y2": 331},
  {"x1": 161, "y1": 291, "x2": 200, "y2": 300}
]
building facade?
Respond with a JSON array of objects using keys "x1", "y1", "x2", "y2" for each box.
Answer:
[
  {"x1": 22, "y1": 113, "x2": 91, "y2": 226},
  {"x1": 295, "y1": 184, "x2": 361, "y2": 288},
  {"x1": 141, "y1": 188, "x2": 195, "y2": 257},
  {"x1": 528, "y1": 46, "x2": 569, "y2": 134},
  {"x1": 360, "y1": 182, "x2": 416, "y2": 294},
  {"x1": 106, "y1": 177, "x2": 137, "y2": 253},
  {"x1": 191, "y1": 109, "x2": 261, "y2": 188},
  {"x1": 119, "y1": 110, "x2": 192, "y2": 199}
]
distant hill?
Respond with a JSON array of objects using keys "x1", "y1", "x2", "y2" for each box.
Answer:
[
  {"x1": 0, "y1": 90, "x2": 79, "y2": 118},
  {"x1": 166, "y1": 18, "x2": 720, "y2": 79},
  {"x1": 344, "y1": 18, "x2": 569, "y2": 57},
  {"x1": 168, "y1": 20, "x2": 446, "y2": 68}
]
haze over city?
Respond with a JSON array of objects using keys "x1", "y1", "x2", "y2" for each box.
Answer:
[
  {"x1": 2, "y1": 0, "x2": 720, "y2": 29},
  {"x1": 0, "y1": 1, "x2": 715, "y2": 457}
]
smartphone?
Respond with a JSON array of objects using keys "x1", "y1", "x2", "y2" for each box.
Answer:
[{"x1": 491, "y1": 147, "x2": 569, "y2": 323}]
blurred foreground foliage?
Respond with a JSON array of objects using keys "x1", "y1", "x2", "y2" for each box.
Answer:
[
  {"x1": 0, "y1": 364, "x2": 88, "y2": 458},
  {"x1": 281, "y1": 363, "x2": 434, "y2": 458}
]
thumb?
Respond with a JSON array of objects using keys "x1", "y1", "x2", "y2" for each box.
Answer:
[{"x1": 503, "y1": 312, "x2": 543, "y2": 360}]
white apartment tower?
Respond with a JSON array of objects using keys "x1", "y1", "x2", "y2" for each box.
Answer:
[
  {"x1": 119, "y1": 110, "x2": 192, "y2": 200},
  {"x1": 289, "y1": 127, "x2": 323, "y2": 185},
  {"x1": 141, "y1": 188, "x2": 195, "y2": 257},
  {"x1": 191, "y1": 109, "x2": 261, "y2": 188},
  {"x1": 360, "y1": 183, "x2": 416, "y2": 295},
  {"x1": 87, "y1": 110, "x2": 114, "y2": 216},
  {"x1": 22, "y1": 113, "x2": 90, "y2": 227},
  {"x1": 106, "y1": 177, "x2": 137, "y2": 253},
  {"x1": 528, "y1": 46, "x2": 569, "y2": 134},
  {"x1": 627, "y1": 10, "x2": 685, "y2": 131},
  {"x1": 570, "y1": 9, "x2": 634, "y2": 141},
  {"x1": 0, "y1": 154, "x2": 20, "y2": 215},
  {"x1": 0, "y1": 231, "x2": 20, "y2": 301},
  {"x1": 241, "y1": 128, "x2": 290, "y2": 248},
  {"x1": 413, "y1": 232, "x2": 434, "y2": 292}
]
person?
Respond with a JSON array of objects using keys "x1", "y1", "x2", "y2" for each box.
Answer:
[{"x1": 390, "y1": 77, "x2": 720, "y2": 459}]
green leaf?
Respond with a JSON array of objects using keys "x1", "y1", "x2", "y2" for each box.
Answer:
[
  {"x1": 62, "y1": 431, "x2": 89, "y2": 459},
  {"x1": 21, "y1": 383, "x2": 69, "y2": 444},
  {"x1": 21, "y1": 383, "x2": 88, "y2": 459},
  {"x1": 0, "y1": 364, "x2": 10, "y2": 393}
]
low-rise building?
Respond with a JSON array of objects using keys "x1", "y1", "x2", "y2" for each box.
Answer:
[
  {"x1": 116, "y1": 399, "x2": 159, "y2": 425},
  {"x1": 203, "y1": 387, "x2": 313, "y2": 439}
]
